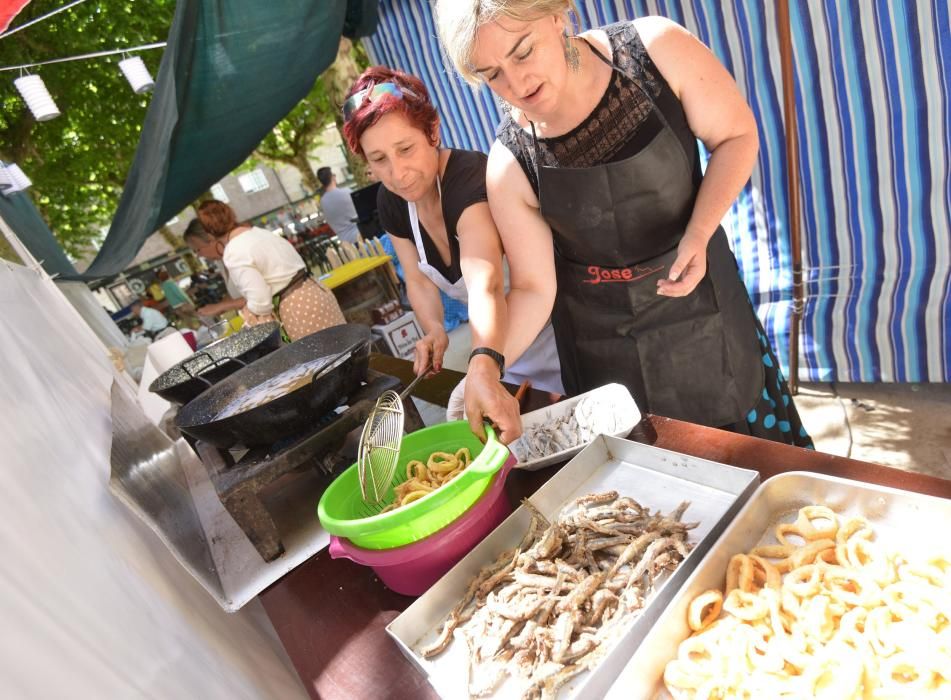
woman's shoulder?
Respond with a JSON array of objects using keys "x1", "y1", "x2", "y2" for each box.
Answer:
[
  {"x1": 376, "y1": 184, "x2": 410, "y2": 237},
  {"x1": 443, "y1": 149, "x2": 489, "y2": 222},
  {"x1": 445, "y1": 148, "x2": 488, "y2": 182},
  {"x1": 494, "y1": 111, "x2": 532, "y2": 156},
  {"x1": 588, "y1": 18, "x2": 666, "y2": 96}
]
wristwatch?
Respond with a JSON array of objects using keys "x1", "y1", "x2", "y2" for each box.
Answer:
[{"x1": 468, "y1": 347, "x2": 505, "y2": 377}]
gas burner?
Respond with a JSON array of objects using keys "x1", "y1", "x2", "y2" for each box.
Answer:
[{"x1": 193, "y1": 369, "x2": 425, "y2": 562}]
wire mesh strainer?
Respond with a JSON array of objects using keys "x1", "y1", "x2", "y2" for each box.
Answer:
[{"x1": 357, "y1": 368, "x2": 430, "y2": 503}]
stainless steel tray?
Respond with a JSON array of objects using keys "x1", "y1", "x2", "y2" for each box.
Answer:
[
  {"x1": 386, "y1": 435, "x2": 760, "y2": 699},
  {"x1": 606, "y1": 471, "x2": 951, "y2": 699}
]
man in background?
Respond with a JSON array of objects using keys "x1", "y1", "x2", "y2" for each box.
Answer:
[
  {"x1": 156, "y1": 268, "x2": 199, "y2": 327},
  {"x1": 317, "y1": 166, "x2": 361, "y2": 244},
  {"x1": 130, "y1": 300, "x2": 169, "y2": 339}
]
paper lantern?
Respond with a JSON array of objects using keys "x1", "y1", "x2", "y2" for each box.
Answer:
[
  {"x1": 118, "y1": 55, "x2": 155, "y2": 94},
  {"x1": 0, "y1": 162, "x2": 31, "y2": 195},
  {"x1": 14, "y1": 74, "x2": 60, "y2": 121}
]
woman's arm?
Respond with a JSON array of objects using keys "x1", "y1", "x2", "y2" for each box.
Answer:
[
  {"x1": 389, "y1": 235, "x2": 448, "y2": 376},
  {"x1": 455, "y1": 200, "x2": 507, "y2": 366},
  {"x1": 197, "y1": 296, "x2": 246, "y2": 317},
  {"x1": 486, "y1": 140, "x2": 558, "y2": 363},
  {"x1": 486, "y1": 142, "x2": 556, "y2": 364},
  {"x1": 634, "y1": 16, "x2": 760, "y2": 297},
  {"x1": 225, "y1": 262, "x2": 274, "y2": 316},
  {"x1": 459, "y1": 141, "x2": 557, "y2": 443}
]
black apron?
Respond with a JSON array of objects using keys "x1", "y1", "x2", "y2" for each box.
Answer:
[{"x1": 531, "y1": 39, "x2": 763, "y2": 426}]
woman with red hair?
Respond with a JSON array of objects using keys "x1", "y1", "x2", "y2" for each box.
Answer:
[
  {"x1": 195, "y1": 200, "x2": 345, "y2": 341},
  {"x1": 343, "y1": 66, "x2": 562, "y2": 434}
]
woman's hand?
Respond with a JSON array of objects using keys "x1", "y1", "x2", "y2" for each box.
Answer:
[
  {"x1": 413, "y1": 328, "x2": 449, "y2": 376},
  {"x1": 197, "y1": 303, "x2": 223, "y2": 317},
  {"x1": 240, "y1": 308, "x2": 274, "y2": 326},
  {"x1": 656, "y1": 229, "x2": 709, "y2": 297},
  {"x1": 464, "y1": 355, "x2": 521, "y2": 444}
]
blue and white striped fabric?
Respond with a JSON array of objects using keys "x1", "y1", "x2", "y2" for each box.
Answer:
[{"x1": 363, "y1": 0, "x2": 950, "y2": 382}]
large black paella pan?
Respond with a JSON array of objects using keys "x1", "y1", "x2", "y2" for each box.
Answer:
[
  {"x1": 175, "y1": 324, "x2": 372, "y2": 449},
  {"x1": 149, "y1": 322, "x2": 282, "y2": 404}
]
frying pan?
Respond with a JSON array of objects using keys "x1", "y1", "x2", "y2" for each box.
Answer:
[
  {"x1": 149, "y1": 322, "x2": 282, "y2": 404},
  {"x1": 175, "y1": 324, "x2": 372, "y2": 449}
]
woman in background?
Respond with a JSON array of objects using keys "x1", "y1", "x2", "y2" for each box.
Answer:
[{"x1": 194, "y1": 201, "x2": 346, "y2": 341}]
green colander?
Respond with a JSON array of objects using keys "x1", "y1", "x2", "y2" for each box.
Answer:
[{"x1": 317, "y1": 421, "x2": 509, "y2": 550}]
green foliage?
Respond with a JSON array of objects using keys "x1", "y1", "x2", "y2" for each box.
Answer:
[
  {"x1": 253, "y1": 76, "x2": 334, "y2": 193},
  {"x1": 0, "y1": 0, "x2": 176, "y2": 258},
  {"x1": 253, "y1": 38, "x2": 371, "y2": 193}
]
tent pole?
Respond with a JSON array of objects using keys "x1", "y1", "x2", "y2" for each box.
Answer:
[{"x1": 776, "y1": 0, "x2": 803, "y2": 395}]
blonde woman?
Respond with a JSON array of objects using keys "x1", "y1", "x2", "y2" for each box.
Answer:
[{"x1": 436, "y1": 1, "x2": 813, "y2": 448}]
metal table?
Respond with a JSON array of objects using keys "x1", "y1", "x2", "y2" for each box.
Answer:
[{"x1": 258, "y1": 356, "x2": 951, "y2": 699}]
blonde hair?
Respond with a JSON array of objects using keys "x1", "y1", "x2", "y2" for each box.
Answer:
[{"x1": 435, "y1": 0, "x2": 580, "y2": 85}]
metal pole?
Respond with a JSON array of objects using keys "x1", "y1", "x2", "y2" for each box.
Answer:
[{"x1": 776, "y1": 0, "x2": 803, "y2": 394}]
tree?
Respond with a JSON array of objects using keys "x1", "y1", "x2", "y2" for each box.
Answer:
[
  {"x1": 253, "y1": 38, "x2": 370, "y2": 193},
  {"x1": 0, "y1": 1, "x2": 176, "y2": 259},
  {"x1": 253, "y1": 77, "x2": 334, "y2": 194}
]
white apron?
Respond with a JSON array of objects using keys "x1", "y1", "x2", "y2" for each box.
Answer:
[{"x1": 408, "y1": 190, "x2": 564, "y2": 395}]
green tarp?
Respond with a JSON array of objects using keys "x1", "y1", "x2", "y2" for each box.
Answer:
[
  {"x1": 51, "y1": 0, "x2": 377, "y2": 281},
  {"x1": 0, "y1": 191, "x2": 77, "y2": 277}
]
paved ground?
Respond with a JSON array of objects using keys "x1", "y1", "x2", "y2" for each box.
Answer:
[{"x1": 427, "y1": 323, "x2": 951, "y2": 482}]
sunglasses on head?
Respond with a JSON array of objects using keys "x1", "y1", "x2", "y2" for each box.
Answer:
[{"x1": 342, "y1": 82, "x2": 419, "y2": 123}]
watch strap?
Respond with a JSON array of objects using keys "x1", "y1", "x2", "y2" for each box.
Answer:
[{"x1": 468, "y1": 346, "x2": 505, "y2": 377}]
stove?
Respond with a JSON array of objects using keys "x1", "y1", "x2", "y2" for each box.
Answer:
[{"x1": 192, "y1": 369, "x2": 425, "y2": 562}]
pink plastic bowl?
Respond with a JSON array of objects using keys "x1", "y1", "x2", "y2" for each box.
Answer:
[{"x1": 329, "y1": 454, "x2": 516, "y2": 596}]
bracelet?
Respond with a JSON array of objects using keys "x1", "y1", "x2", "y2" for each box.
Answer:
[{"x1": 468, "y1": 347, "x2": 505, "y2": 378}]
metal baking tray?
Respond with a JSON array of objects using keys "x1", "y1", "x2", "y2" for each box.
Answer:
[
  {"x1": 386, "y1": 435, "x2": 760, "y2": 699},
  {"x1": 605, "y1": 471, "x2": 951, "y2": 699}
]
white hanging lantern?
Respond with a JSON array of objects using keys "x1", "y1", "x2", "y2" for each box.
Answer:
[
  {"x1": 118, "y1": 55, "x2": 155, "y2": 94},
  {"x1": 14, "y1": 74, "x2": 61, "y2": 121},
  {"x1": 0, "y1": 162, "x2": 31, "y2": 195}
]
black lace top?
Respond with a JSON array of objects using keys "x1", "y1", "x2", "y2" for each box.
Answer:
[{"x1": 496, "y1": 22, "x2": 700, "y2": 194}]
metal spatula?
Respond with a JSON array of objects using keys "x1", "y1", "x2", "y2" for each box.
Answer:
[{"x1": 357, "y1": 367, "x2": 430, "y2": 504}]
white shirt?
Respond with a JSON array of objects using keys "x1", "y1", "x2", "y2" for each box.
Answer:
[
  {"x1": 222, "y1": 227, "x2": 306, "y2": 315},
  {"x1": 320, "y1": 187, "x2": 360, "y2": 244},
  {"x1": 139, "y1": 306, "x2": 168, "y2": 333}
]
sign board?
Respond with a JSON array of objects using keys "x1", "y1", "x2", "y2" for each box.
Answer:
[{"x1": 372, "y1": 311, "x2": 422, "y2": 360}]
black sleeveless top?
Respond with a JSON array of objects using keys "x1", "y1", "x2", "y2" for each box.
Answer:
[{"x1": 495, "y1": 22, "x2": 702, "y2": 195}]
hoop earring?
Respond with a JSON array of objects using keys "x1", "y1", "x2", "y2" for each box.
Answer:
[{"x1": 564, "y1": 32, "x2": 581, "y2": 73}]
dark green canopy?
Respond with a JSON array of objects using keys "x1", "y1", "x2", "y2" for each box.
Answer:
[
  {"x1": 44, "y1": 0, "x2": 376, "y2": 281},
  {"x1": 0, "y1": 190, "x2": 77, "y2": 277}
]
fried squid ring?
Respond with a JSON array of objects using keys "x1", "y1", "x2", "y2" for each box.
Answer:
[
  {"x1": 688, "y1": 589, "x2": 723, "y2": 632},
  {"x1": 384, "y1": 446, "x2": 474, "y2": 511},
  {"x1": 665, "y1": 507, "x2": 951, "y2": 700}
]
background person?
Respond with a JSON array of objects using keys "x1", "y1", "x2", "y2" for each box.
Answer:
[
  {"x1": 342, "y1": 66, "x2": 563, "y2": 421},
  {"x1": 435, "y1": 1, "x2": 813, "y2": 448},
  {"x1": 184, "y1": 220, "x2": 248, "y2": 319},
  {"x1": 317, "y1": 167, "x2": 361, "y2": 245},
  {"x1": 130, "y1": 299, "x2": 169, "y2": 339},
  {"x1": 155, "y1": 268, "x2": 199, "y2": 327},
  {"x1": 193, "y1": 202, "x2": 346, "y2": 341}
]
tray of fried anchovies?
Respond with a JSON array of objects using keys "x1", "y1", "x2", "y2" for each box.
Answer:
[
  {"x1": 386, "y1": 435, "x2": 759, "y2": 700},
  {"x1": 510, "y1": 383, "x2": 641, "y2": 471}
]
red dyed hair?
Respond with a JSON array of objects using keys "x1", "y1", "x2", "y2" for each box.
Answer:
[
  {"x1": 342, "y1": 66, "x2": 440, "y2": 158},
  {"x1": 197, "y1": 200, "x2": 238, "y2": 239}
]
